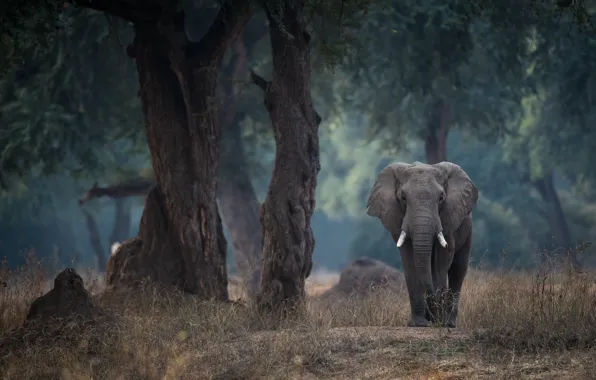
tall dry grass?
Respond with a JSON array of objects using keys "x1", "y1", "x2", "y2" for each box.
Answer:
[{"x1": 1, "y1": 250, "x2": 596, "y2": 379}]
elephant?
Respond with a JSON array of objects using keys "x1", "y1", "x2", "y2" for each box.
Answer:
[{"x1": 366, "y1": 161, "x2": 478, "y2": 327}]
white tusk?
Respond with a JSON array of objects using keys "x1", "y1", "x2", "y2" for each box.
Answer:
[
  {"x1": 396, "y1": 230, "x2": 407, "y2": 248},
  {"x1": 437, "y1": 231, "x2": 448, "y2": 248}
]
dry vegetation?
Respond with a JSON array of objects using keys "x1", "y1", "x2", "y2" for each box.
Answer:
[{"x1": 1, "y1": 253, "x2": 596, "y2": 379}]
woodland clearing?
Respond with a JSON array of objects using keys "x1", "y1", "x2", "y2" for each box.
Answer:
[{"x1": 1, "y1": 259, "x2": 596, "y2": 380}]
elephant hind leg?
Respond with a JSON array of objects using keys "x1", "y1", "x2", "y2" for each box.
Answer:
[
  {"x1": 445, "y1": 233, "x2": 472, "y2": 328},
  {"x1": 429, "y1": 242, "x2": 452, "y2": 325}
]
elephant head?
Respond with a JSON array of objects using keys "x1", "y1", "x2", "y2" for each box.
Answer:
[{"x1": 366, "y1": 161, "x2": 478, "y2": 293}]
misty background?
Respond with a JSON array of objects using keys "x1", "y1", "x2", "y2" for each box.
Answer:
[{"x1": 1, "y1": 2, "x2": 595, "y2": 274}]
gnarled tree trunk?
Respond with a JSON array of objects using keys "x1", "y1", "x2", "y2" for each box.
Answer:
[
  {"x1": 423, "y1": 98, "x2": 450, "y2": 164},
  {"x1": 88, "y1": 1, "x2": 253, "y2": 300},
  {"x1": 532, "y1": 172, "x2": 580, "y2": 268},
  {"x1": 251, "y1": 0, "x2": 321, "y2": 312}
]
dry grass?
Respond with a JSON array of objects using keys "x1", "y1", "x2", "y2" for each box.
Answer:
[{"x1": 1, "y1": 255, "x2": 596, "y2": 379}]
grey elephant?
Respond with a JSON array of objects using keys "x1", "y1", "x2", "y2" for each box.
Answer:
[{"x1": 366, "y1": 161, "x2": 478, "y2": 327}]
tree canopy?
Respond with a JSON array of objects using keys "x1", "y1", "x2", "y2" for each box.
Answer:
[
  {"x1": 2, "y1": 0, "x2": 596, "y2": 275},
  {"x1": 0, "y1": 7, "x2": 144, "y2": 187}
]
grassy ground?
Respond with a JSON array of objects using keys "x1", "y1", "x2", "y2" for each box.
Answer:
[{"x1": 1, "y1": 258, "x2": 596, "y2": 379}]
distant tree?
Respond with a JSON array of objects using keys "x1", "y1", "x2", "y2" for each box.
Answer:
[
  {"x1": 335, "y1": 0, "x2": 534, "y2": 165},
  {"x1": 216, "y1": 16, "x2": 269, "y2": 298}
]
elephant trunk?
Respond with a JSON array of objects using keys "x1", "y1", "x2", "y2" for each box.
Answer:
[
  {"x1": 411, "y1": 230, "x2": 435, "y2": 292},
  {"x1": 410, "y1": 214, "x2": 440, "y2": 317}
]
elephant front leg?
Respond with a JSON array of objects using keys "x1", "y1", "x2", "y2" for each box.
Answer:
[
  {"x1": 408, "y1": 290, "x2": 433, "y2": 327},
  {"x1": 400, "y1": 245, "x2": 432, "y2": 327}
]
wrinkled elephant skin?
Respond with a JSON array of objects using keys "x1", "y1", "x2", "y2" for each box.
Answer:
[{"x1": 366, "y1": 161, "x2": 478, "y2": 328}]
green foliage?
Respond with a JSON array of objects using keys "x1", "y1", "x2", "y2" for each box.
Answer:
[
  {"x1": 305, "y1": 0, "x2": 380, "y2": 70},
  {"x1": 0, "y1": 0, "x2": 64, "y2": 76},
  {"x1": 329, "y1": 0, "x2": 535, "y2": 153},
  {"x1": 526, "y1": 10, "x2": 596, "y2": 188},
  {"x1": 316, "y1": 111, "x2": 413, "y2": 218},
  {"x1": 2, "y1": 0, "x2": 596, "y2": 273},
  {"x1": 0, "y1": 8, "x2": 144, "y2": 186},
  {"x1": 471, "y1": 195, "x2": 539, "y2": 268}
]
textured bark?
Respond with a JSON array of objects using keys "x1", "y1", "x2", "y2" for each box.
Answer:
[
  {"x1": 424, "y1": 99, "x2": 450, "y2": 164},
  {"x1": 107, "y1": 186, "x2": 230, "y2": 293},
  {"x1": 217, "y1": 24, "x2": 268, "y2": 299},
  {"x1": 251, "y1": 0, "x2": 322, "y2": 312},
  {"x1": 533, "y1": 172, "x2": 580, "y2": 268},
  {"x1": 99, "y1": 1, "x2": 253, "y2": 299},
  {"x1": 106, "y1": 186, "x2": 181, "y2": 289}
]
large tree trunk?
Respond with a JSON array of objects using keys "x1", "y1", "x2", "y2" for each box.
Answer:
[
  {"x1": 423, "y1": 98, "x2": 450, "y2": 164},
  {"x1": 251, "y1": 0, "x2": 322, "y2": 312},
  {"x1": 97, "y1": 1, "x2": 253, "y2": 299},
  {"x1": 532, "y1": 172, "x2": 580, "y2": 268},
  {"x1": 217, "y1": 24, "x2": 268, "y2": 299}
]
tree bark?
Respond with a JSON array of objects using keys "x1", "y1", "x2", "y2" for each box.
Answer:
[
  {"x1": 532, "y1": 172, "x2": 580, "y2": 268},
  {"x1": 423, "y1": 98, "x2": 450, "y2": 164},
  {"x1": 127, "y1": 28, "x2": 223, "y2": 297},
  {"x1": 251, "y1": 0, "x2": 322, "y2": 313},
  {"x1": 217, "y1": 23, "x2": 268, "y2": 299},
  {"x1": 84, "y1": 1, "x2": 254, "y2": 299}
]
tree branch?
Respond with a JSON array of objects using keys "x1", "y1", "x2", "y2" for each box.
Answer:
[
  {"x1": 187, "y1": 0, "x2": 255, "y2": 64},
  {"x1": 250, "y1": 70, "x2": 269, "y2": 92},
  {"x1": 67, "y1": 0, "x2": 143, "y2": 22},
  {"x1": 79, "y1": 178, "x2": 155, "y2": 205}
]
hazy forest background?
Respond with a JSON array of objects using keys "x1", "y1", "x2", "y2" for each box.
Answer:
[{"x1": 1, "y1": 0, "x2": 595, "y2": 276}]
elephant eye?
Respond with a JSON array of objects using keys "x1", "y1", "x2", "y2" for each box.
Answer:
[{"x1": 439, "y1": 193, "x2": 446, "y2": 203}]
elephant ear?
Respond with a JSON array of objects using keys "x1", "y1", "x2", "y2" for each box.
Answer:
[
  {"x1": 435, "y1": 162, "x2": 478, "y2": 234},
  {"x1": 366, "y1": 162, "x2": 410, "y2": 242}
]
